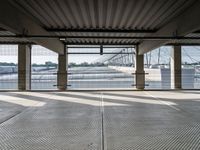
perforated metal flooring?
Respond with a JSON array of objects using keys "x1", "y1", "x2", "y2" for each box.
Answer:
[{"x1": 0, "y1": 91, "x2": 200, "y2": 149}]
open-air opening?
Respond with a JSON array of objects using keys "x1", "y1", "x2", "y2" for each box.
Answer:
[
  {"x1": 31, "y1": 45, "x2": 58, "y2": 90},
  {"x1": 182, "y1": 46, "x2": 200, "y2": 89},
  {"x1": 67, "y1": 45, "x2": 135, "y2": 90},
  {"x1": 0, "y1": 45, "x2": 18, "y2": 90},
  {"x1": 1, "y1": 45, "x2": 199, "y2": 91},
  {"x1": 144, "y1": 46, "x2": 171, "y2": 89}
]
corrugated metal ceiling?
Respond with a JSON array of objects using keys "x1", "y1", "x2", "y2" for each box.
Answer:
[
  {"x1": 9, "y1": 0, "x2": 197, "y2": 30},
  {"x1": 3, "y1": 0, "x2": 199, "y2": 45}
]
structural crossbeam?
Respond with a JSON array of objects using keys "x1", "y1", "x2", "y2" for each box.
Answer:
[
  {"x1": 139, "y1": 1, "x2": 200, "y2": 54},
  {"x1": 0, "y1": 1, "x2": 64, "y2": 54}
]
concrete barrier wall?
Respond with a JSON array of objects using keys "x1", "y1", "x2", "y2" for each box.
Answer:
[
  {"x1": 109, "y1": 66, "x2": 195, "y2": 89},
  {"x1": 182, "y1": 69, "x2": 195, "y2": 89},
  {"x1": 108, "y1": 66, "x2": 161, "y2": 81},
  {"x1": 108, "y1": 66, "x2": 135, "y2": 75}
]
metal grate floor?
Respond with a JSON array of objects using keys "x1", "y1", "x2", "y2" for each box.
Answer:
[{"x1": 0, "y1": 91, "x2": 200, "y2": 149}]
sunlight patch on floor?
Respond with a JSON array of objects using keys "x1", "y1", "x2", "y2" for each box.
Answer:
[{"x1": 0, "y1": 94, "x2": 46, "y2": 107}]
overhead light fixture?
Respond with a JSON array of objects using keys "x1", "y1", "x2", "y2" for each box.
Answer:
[{"x1": 59, "y1": 37, "x2": 66, "y2": 41}]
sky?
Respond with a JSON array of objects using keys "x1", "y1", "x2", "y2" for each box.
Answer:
[
  {"x1": 0, "y1": 45, "x2": 112, "y2": 64},
  {"x1": 0, "y1": 53, "x2": 100, "y2": 64},
  {"x1": 0, "y1": 45, "x2": 200, "y2": 65}
]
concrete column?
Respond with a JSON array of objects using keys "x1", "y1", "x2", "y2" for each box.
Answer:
[
  {"x1": 57, "y1": 47, "x2": 67, "y2": 90},
  {"x1": 135, "y1": 45, "x2": 145, "y2": 90},
  {"x1": 18, "y1": 44, "x2": 31, "y2": 90},
  {"x1": 171, "y1": 46, "x2": 182, "y2": 89}
]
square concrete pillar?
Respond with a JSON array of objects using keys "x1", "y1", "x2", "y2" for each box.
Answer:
[
  {"x1": 57, "y1": 48, "x2": 67, "y2": 90},
  {"x1": 171, "y1": 46, "x2": 182, "y2": 89},
  {"x1": 135, "y1": 45, "x2": 145, "y2": 90},
  {"x1": 18, "y1": 44, "x2": 31, "y2": 90}
]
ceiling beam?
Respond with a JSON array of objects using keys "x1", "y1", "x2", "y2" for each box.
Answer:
[
  {"x1": 166, "y1": 43, "x2": 200, "y2": 46},
  {"x1": 0, "y1": 1, "x2": 64, "y2": 54},
  {"x1": 1, "y1": 35, "x2": 200, "y2": 40},
  {"x1": 0, "y1": 42, "x2": 34, "y2": 45},
  {"x1": 46, "y1": 28, "x2": 156, "y2": 33},
  {"x1": 139, "y1": 0, "x2": 200, "y2": 54},
  {"x1": 66, "y1": 46, "x2": 134, "y2": 48},
  {"x1": 65, "y1": 42, "x2": 138, "y2": 46}
]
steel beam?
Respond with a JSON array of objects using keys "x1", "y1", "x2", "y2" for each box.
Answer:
[
  {"x1": 66, "y1": 42, "x2": 138, "y2": 46},
  {"x1": 66, "y1": 46, "x2": 134, "y2": 49},
  {"x1": 46, "y1": 28, "x2": 156, "y2": 33},
  {"x1": 1, "y1": 35, "x2": 200, "y2": 40},
  {"x1": 0, "y1": 42, "x2": 34, "y2": 45},
  {"x1": 167, "y1": 43, "x2": 200, "y2": 46}
]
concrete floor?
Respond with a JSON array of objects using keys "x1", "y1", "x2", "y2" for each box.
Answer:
[{"x1": 0, "y1": 91, "x2": 200, "y2": 149}]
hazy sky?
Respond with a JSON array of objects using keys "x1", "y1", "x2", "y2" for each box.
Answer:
[
  {"x1": 0, "y1": 45, "x2": 200, "y2": 65},
  {"x1": 0, "y1": 45, "x2": 110, "y2": 64}
]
